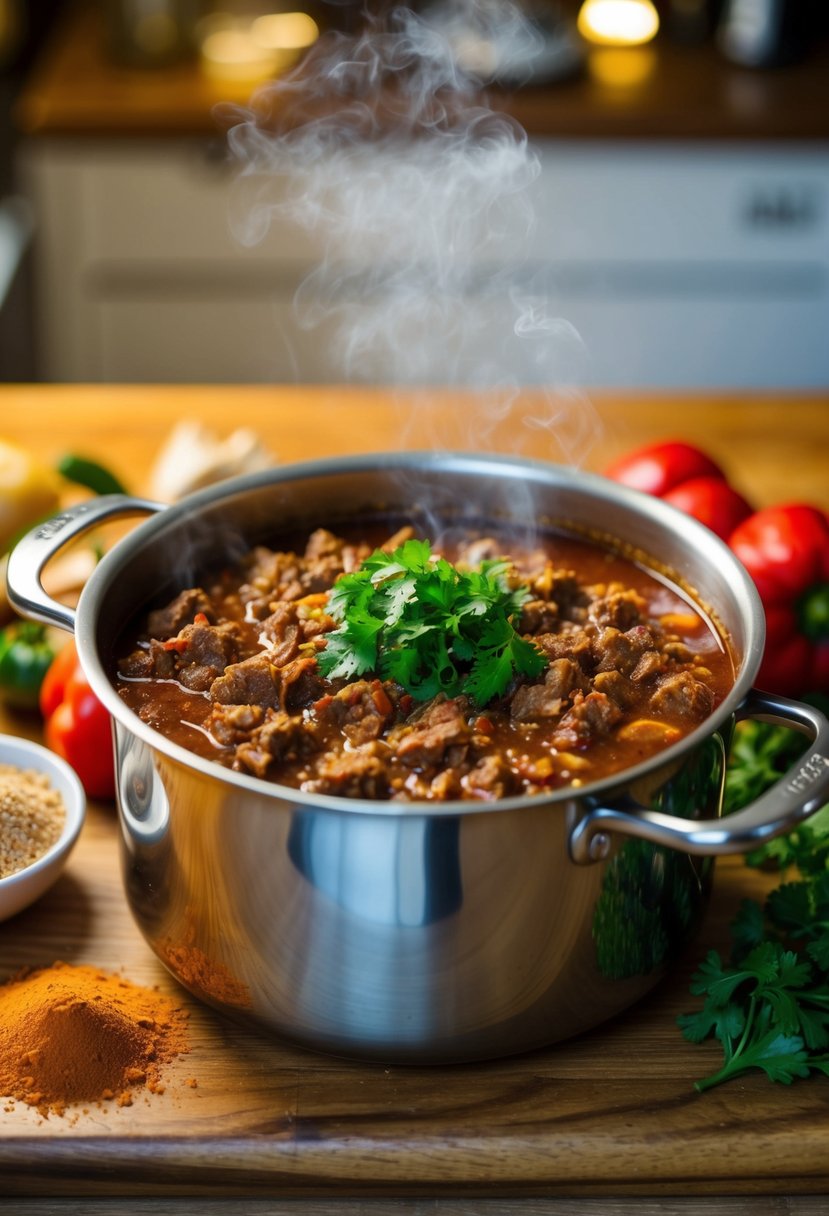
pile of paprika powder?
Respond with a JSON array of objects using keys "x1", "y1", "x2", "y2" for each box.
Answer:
[{"x1": 0, "y1": 961, "x2": 190, "y2": 1117}]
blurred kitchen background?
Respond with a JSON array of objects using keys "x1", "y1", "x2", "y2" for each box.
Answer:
[{"x1": 0, "y1": 0, "x2": 827, "y2": 388}]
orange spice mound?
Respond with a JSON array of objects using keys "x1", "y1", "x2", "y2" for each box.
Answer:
[{"x1": 0, "y1": 961, "x2": 190, "y2": 1117}]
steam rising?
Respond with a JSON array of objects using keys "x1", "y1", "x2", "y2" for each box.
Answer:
[{"x1": 223, "y1": 2, "x2": 599, "y2": 465}]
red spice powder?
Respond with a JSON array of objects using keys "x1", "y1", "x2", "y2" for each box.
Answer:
[{"x1": 0, "y1": 961, "x2": 190, "y2": 1117}]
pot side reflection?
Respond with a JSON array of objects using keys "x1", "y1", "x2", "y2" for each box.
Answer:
[{"x1": 116, "y1": 720, "x2": 720, "y2": 1061}]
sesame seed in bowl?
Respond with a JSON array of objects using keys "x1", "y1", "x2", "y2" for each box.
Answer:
[{"x1": 0, "y1": 736, "x2": 86, "y2": 923}]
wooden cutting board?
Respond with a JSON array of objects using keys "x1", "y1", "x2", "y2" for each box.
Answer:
[
  {"x1": 0, "y1": 387, "x2": 827, "y2": 1200},
  {"x1": 0, "y1": 795, "x2": 814, "y2": 1200}
]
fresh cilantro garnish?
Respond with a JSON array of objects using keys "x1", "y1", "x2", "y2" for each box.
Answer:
[
  {"x1": 726, "y1": 717, "x2": 829, "y2": 874},
  {"x1": 679, "y1": 928, "x2": 829, "y2": 1091},
  {"x1": 680, "y1": 711, "x2": 829, "y2": 1091},
  {"x1": 316, "y1": 538, "x2": 545, "y2": 706},
  {"x1": 675, "y1": 710, "x2": 826, "y2": 1094}
]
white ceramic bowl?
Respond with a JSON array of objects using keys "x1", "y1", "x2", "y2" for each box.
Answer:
[{"x1": 0, "y1": 735, "x2": 86, "y2": 922}]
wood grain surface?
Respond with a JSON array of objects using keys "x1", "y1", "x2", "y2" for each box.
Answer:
[
  {"x1": 15, "y1": 3, "x2": 829, "y2": 142},
  {"x1": 0, "y1": 386, "x2": 827, "y2": 1208}
]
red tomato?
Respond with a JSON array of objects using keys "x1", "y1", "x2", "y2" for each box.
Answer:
[
  {"x1": 729, "y1": 504, "x2": 829, "y2": 697},
  {"x1": 604, "y1": 441, "x2": 725, "y2": 498},
  {"x1": 662, "y1": 476, "x2": 753, "y2": 541},
  {"x1": 38, "y1": 641, "x2": 79, "y2": 718},
  {"x1": 729, "y1": 504, "x2": 829, "y2": 605},
  {"x1": 39, "y1": 639, "x2": 115, "y2": 799}
]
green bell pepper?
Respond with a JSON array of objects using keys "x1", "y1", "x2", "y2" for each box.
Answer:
[{"x1": 0, "y1": 621, "x2": 57, "y2": 710}]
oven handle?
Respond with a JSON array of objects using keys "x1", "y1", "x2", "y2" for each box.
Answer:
[{"x1": 5, "y1": 495, "x2": 164, "y2": 633}]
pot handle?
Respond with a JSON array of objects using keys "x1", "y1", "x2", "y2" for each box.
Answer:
[
  {"x1": 5, "y1": 494, "x2": 164, "y2": 633},
  {"x1": 569, "y1": 689, "x2": 829, "y2": 865}
]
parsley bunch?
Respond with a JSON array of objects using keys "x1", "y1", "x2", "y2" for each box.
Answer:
[
  {"x1": 316, "y1": 538, "x2": 545, "y2": 706},
  {"x1": 679, "y1": 717, "x2": 829, "y2": 1091}
]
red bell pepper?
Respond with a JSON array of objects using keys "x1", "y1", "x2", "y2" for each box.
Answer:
[
  {"x1": 39, "y1": 639, "x2": 116, "y2": 799},
  {"x1": 604, "y1": 440, "x2": 753, "y2": 541},
  {"x1": 729, "y1": 504, "x2": 829, "y2": 697}
]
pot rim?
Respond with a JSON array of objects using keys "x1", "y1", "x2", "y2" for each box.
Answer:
[{"x1": 75, "y1": 449, "x2": 765, "y2": 819}]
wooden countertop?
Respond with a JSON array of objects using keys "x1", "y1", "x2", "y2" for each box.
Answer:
[
  {"x1": 15, "y1": 4, "x2": 829, "y2": 143},
  {"x1": 1, "y1": 386, "x2": 828, "y2": 1210}
]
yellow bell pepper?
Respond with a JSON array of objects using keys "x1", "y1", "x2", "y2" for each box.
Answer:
[{"x1": 0, "y1": 438, "x2": 61, "y2": 553}]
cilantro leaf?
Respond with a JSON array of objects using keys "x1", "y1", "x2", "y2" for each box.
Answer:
[
  {"x1": 683, "y1": 712, "x2": 829, "y2": 1094},
  {"x1": 807, "y1": 935, "x2": 829, "y2": 972},
  {"x1": 766, "y1": 883, "x2": 815, "y2": 939},
  {"x1": 725, "y1": 720, "x2": 805, "y2": 817},
  {"x1": 793, "y1": 1003, "x2": 829, "y2": 1051},
  {"x1": 743, "y1": 1032, "x2": 811, "y2": 1086},
  {"x1": 677, "y1": 1001, "x2": 745, "y2": 1047},
  {"x1": 318, "y1": 613, "x2": 383, "y2": 681},
  {"x1": 730, "y1": 898, "x2": 767, "y2": 957},
  {"x1": 317, "y1": 539, "x2": 545, "y2": 707}
]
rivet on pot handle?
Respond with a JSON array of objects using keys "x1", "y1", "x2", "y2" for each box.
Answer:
[
  {"x1": 569, "y1": 690, "x2": 829, "y2": 865},
  {"x1": 5, "y1": 495, "x2": 164, "y2": 633}
]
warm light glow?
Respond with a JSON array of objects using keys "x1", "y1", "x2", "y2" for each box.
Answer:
[
  {"x1": 198, "y1": 11, "x2": 319, "y2": 83},
  {"x1": 252, "y1": 12, "x2": 319, "y2": 52},
  {"x1": 577, "y1": 0, "x2": 659, "y2": 47},
  {"x1": 200, "y1": 27, "x2": 276, "y2": 79},
  {"x1": 588, "y1": 46, "x2": 656, "y2": 86}
]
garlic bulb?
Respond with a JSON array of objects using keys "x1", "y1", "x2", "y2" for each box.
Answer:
[{"x1": 149, "y1": 421, "x2": 274, "y2": 502}]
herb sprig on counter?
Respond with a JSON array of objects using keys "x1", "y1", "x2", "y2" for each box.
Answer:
[
  {"x1": 680, "y1": 718, "x2": 829, "y2": 1092},
  {"x1": 316, "y1": 538, "x2": 545, "y2": 706}
]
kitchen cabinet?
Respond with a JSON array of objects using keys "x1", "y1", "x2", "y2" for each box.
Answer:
[{"x1": 14, "y1": 6, "x2": 829, "y2": 387}]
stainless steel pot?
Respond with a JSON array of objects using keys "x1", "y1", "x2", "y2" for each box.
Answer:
[{"x1": 7, "y1": 452, "x2": 829, "y2": 1062}]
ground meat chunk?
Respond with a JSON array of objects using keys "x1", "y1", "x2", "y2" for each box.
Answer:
[
  {"x1": 428, "y1": 769, "x2": 463, "y2": 800},
  {"x1": 510, "y1": 659, "x2": 587, "y2": 723},
  {"x1": 630, "y1": 649, "x2": 668, "y2": 683},
  {"x1": 259, "y1": 603, "x2": 302, "y2": 666},
  {"x1": 303, "y1": 747, "x2": 391, "y2": 799},
  {"x1": 301, "y1": 528, "x2": 371, "y2": 575},
  {"x1": 317, "y1": 679, "x2": 394, "y2": 745},
  {"x1": 592, "y1": 669, "x2": 640, "y2": 710},
  {"x1": 552, "y1": 691, "x2": 623, "y2": 749},
  {"x1": 530, "y1": 570, "x2": 590, "y2": 621},
  {"x1": 463, "y1": 755, "x2": 519, "y2": 799},
  {"x1": 393, "y1": 697, "x2": 472, "y2": 769},
  {"x1": 234, "y1": 710, "x2": 319, "y2": 780},
  {"x1": 279, "y1": 656, "x2": 324, "y2": 713},
  {"x1": 146, "y1": 588, "x2": 212, "y2": 639},
  {"x1": 210, "y1": 654, "x2": 280, "y2": 710},
  {"x1": 649, "y1": 671, "x2": 715, "y2": 721},
  {"x1": 208, "y1": 702, "x2": 265, "y2": 746},
  {"x1": 178, "y1": 621, "x2": 240, "y2": 668},
  {"x1": 171, "y1": 622, "x2": 243, "y2": 692},
  {"x1": 588, "y1": 587, "x2": 646, "y2": 631},
  {"x1": 304, "y1": 528, "x2": 343, "y2": 561},
  {"x1": 510, "y1": 682, "x2": 563, "y2": 724},
  {"x1": 535, "y1": 627, "x2": 593, "y2": 666},
  {"x1": 118, "y1": 639, "x2": 177, "y2": 680},
  {"x1": 121, "y1": 620, "x2": 240, "y2": 691},
  {"x1": 545, "y1": 657, "x2": 589, "y2": 699},
  {"x1": 239, "y1": 548, "x2": 308, "y2": 605},
  {"x1": 519, "y1": 599, "x2": 561, "y2": 636},
  {"x1": 593, "y1": 626, "x2": 656, "y2": 676},
  {"x1": 663, "y1": 640, "x2": 695, "y2": 664}
]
